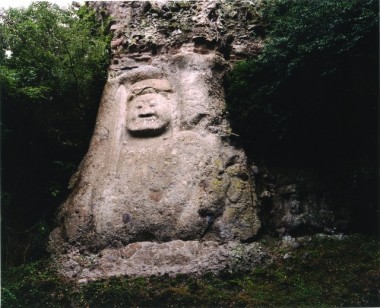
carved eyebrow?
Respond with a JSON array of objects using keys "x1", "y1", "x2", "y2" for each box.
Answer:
[
  {"x1": 130, "y1": 79, "x2": 173, "y2": 95},
  {"x1": 127, "y1": 89, "x2": 169, "y2": 102},
  {"x1": 133, "y1": 87, "x2": 162, "y2": 95}
]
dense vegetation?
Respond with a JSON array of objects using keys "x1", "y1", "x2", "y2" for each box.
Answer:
[
  {"x1": 1, "y1": 2, "x2": 111, "y2": 266},
  {"x1": 2, "y1": 235, "x2": 379, "y2": 307},
  {"x1": 226, "y1": 0, "x2": 378, "y2": 233}
]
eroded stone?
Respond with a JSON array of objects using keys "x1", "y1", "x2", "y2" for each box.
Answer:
[{"x1": 49, "y1": 1, "x2": 264, "y2": 281}]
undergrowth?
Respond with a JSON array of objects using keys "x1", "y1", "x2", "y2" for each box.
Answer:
[{"x1": 2, "y1": 234, "x2": 379, "y2": 307}]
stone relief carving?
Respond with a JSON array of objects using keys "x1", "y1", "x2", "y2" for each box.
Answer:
[
  {"x1": 49, "y1": 1, "x2": 266, "y2": 279},
  {"x1": 125, "y1": 79, "x2": 174, "y2": 137}
]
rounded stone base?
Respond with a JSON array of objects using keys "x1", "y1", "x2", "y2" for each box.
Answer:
[{"x1": 54, "y1": 240, "x2": 270, "y2": 283}]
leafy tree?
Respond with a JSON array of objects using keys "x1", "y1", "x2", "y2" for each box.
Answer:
[
  {"x1": 0, "y1": 2, "x2": 111, "y2": 265},
  {"x1": 226, "y1": 0, "x2": 378, "y2": 232},
  {"x1": 1, "y1": 2, "x2": 110, "y2": 102}
]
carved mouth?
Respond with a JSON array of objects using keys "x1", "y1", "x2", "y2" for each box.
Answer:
[{"x1": 138, "y1": 113, "x2": 156, "y2": 119}]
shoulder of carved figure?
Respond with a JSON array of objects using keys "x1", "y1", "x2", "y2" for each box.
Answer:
[{"x1": 172, "y1": 130, "x2": 219, "y2": 148}]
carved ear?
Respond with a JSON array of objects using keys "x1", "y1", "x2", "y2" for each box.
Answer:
[
  {"x1": 113, "y1": 84, "x2": 128, "y2": 137},
  {"x1": 115, "y1": 84, "x2": 127, "y2": 106}
]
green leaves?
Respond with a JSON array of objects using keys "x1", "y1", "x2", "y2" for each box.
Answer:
[
  {"x1": 226, "y1": 0, "x2": 378, "y2": 161},
  {"x1": 226, "y1": 0, "x2": 378, "y2": 234},
  {"x1": 261, "y1": 0, "x2": 377, "y2": 78},
  {"x1": 1, "y1": 2, "x2": 111, "y2": 266},
  {"x1": 0, "y1": 2, "x2": 111, "y2": 104}
]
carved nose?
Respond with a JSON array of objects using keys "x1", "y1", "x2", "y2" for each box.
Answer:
[{"x1": 137, "y1": 105, "x2": 155, "y2": 117}]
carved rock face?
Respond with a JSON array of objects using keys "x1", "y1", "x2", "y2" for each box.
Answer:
[
  {"x1": 48, "y1": 2, "x2": 264, "y2": 278},
  {"x1": 126, "y1": 93, "x2": 172, "y2": 135},
  {"x1": 94, "y1": 132, "x2": 218, "y2": 243},
  {"x1": 126, "y1": 79, "x2": 173, "y2": 136}
]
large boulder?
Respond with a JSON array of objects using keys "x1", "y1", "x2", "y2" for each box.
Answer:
[{"x1": 49, "y1": 3, "x2": 267, "y2": 278}]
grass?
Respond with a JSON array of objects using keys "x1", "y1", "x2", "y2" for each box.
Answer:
[{"x1": 2, "y1": 234, "x2": 379, "y2": 307}]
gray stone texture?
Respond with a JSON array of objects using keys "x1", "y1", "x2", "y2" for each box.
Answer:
[
  {"x1": 60, "y1": 240, "x2": 269, "y2": 283},
  {"x1": 255, "y1": 166, "x2": 339, "y2": 236},
  {"x1": 49, "y1": 1, "x2": 267, "y2": 280}
]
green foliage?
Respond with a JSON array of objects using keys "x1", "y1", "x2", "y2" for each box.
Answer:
[
  {"x1": 226, "y1": 0, "x2": 378, "y2": 233},
  {"x1": 1, "y1": 2, "x2": 111, "y2": 265},
  {"x1": 227, "y1": 0, "x2": 378, "y2": 160},
  {"x1": 0, "y1": 2, "x2": 110, "y2": 103},
  {"x1": 2, "y1": 235, "x2": 379, "y2": 307},
  {"x1": 1, "y1": 260, "x2": 73, "y2": 307}
]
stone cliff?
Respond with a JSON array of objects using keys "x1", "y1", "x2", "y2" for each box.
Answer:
[{"x1": 49, "y1": 0, "x2": 268, "y2": 282}]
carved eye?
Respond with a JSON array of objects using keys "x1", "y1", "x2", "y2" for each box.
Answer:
[
  {"x1": 137, "y1": 105, "x2": 143, "y2": 109},
  {"x1": 149, "y1": 103, "x2": 156, "y2": 108}
]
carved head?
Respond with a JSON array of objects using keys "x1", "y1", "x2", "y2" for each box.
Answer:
[{"x1": 126, "y1": 79, "x2": 173, "y2": 137}]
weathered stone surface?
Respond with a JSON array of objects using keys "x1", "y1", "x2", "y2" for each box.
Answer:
[
  {"x1": 56, "y1": 240, "x2": 269, "y2": 282},
  {"x1": 49, "y1": 0, "x2": 265, "y2": 279},
  {"x1": 255, "y1": 166, "x2": 338, "y2": 236},
  {"x1": 50, "y1": 53, "x2": 260, "y2": 248},
  {"x1": 90, "y1": 0, "x2": 265, "y2": 72}
]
